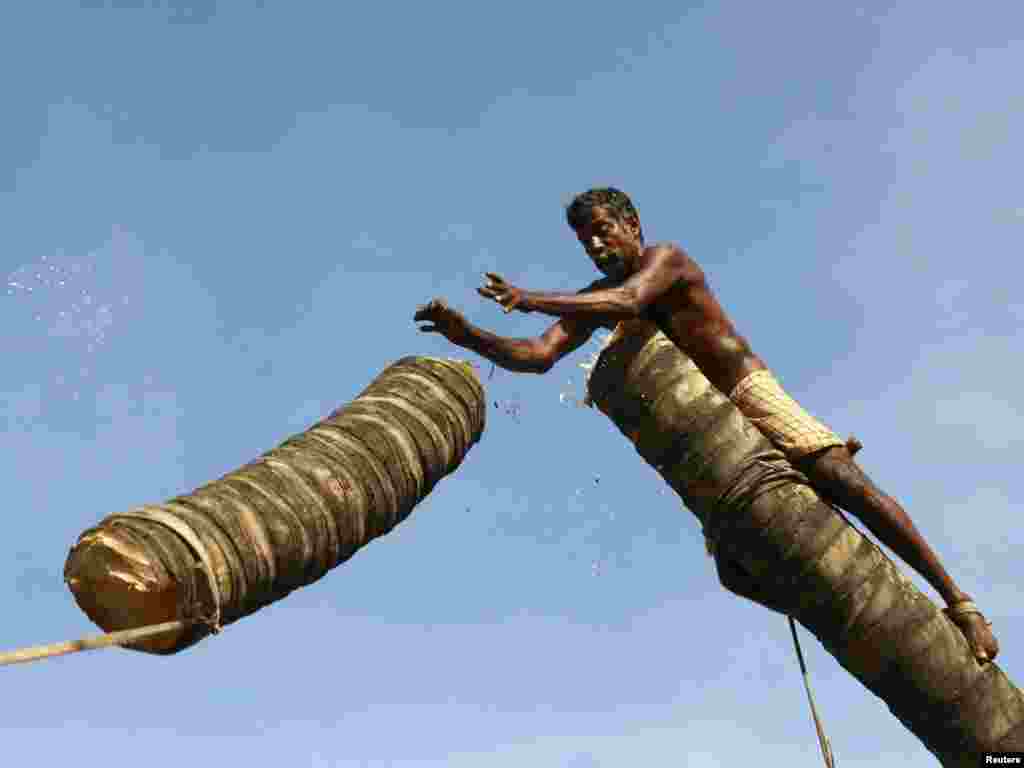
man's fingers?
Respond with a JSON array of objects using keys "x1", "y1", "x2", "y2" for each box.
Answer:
[
  {"x1": 484, "y1": 272, "x2": 506, "y2": 286},
  {"x1": 416, "y1": 298, "x2": 454, "y2": 321}
]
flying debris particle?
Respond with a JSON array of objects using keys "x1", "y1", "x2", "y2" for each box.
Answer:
[
  {"x1": 492, "y1": 398, "x2": 522, "y2": 422},
  {"x1": 557, "y1": 330, "x2": 616, "y2": 407}
]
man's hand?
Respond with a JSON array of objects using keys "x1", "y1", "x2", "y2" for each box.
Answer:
[
  {"x1": 478, "y1": 272, "x2": 528, "y2": 314},
  {"x1": 415, "y1": 298, "x2": 472, "y2": 345}
]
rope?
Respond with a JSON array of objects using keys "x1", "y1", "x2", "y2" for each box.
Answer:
[
  {"x1": 701, "y1": 453, "x2": 836, "y2": 764},
  {"x1": 0, "y1": 618, "x2": 211, "y2": 667},
  {"x1": 789, "y1": 615, "x2": 836, "y2": 768}
]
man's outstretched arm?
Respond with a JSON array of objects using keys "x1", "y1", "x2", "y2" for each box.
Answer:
[
  {"x1": 462, "y1": 314, "x2": 604, "y2": 373},
  {"x1": 460, "y1": 323, "x2": 549, "y2": 373},
  {"x1": 415, "y1": 298, "x2": 600, "y2": 374},
  {"x1": 520, "y1": 282, "x2": 638, "y2": 319},
  {"x1": 480, "y1": 245, "x2": 687, "y2": 320}
]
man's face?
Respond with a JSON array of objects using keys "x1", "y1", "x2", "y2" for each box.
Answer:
[{"x1": 573, "y1": 206, "x2": 640, "y2": 281}]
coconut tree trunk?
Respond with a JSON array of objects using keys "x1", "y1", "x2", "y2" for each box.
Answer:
[
  {"x1": 585, "y1": 320, "x2": 1023, "y2": 765},
  {"x1": 64, "y1": 356, "x2": 486, "y2": 655}
]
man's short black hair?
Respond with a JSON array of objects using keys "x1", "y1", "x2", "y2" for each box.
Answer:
[{"x1": 565, "y1": 187, "x2": 644, "y2": 243}]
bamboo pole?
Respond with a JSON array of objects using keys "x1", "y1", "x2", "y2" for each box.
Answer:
[
  {"x1": 63, "y1": 356, "x2": 485, "y2": 655},
  {"x1": 0, "y1": 621, "x2": 192, "y2": 667},
  {"x1": 585, "y1": 320, "x2": 1023, "y2": 765}
]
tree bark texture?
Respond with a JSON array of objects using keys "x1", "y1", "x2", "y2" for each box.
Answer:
[
  {"x1": 585, "y1": 320, "x2": 1023, "y2": 765},
  {"x1": 64, "y1": 356, "x2": 485, "y2": 655}
]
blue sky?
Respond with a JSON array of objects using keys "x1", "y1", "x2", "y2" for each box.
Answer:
[{"x1": 2, "y1": 1, "x2": 1022, "y2": 765}]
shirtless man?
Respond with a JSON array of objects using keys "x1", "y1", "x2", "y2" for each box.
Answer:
[{"x1": 414, "y1": 186, "x2": 998, "y2": 663}]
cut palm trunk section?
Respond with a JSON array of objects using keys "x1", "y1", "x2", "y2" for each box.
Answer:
[
  {"x1": 64, "y1": 357, "x2": 485, "y2": 655},
  {"x1": 585, "y1": 319, "x2": 1023, "y2": 765}
]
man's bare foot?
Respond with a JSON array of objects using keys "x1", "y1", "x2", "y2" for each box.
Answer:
[{"x1": 945, "y1": 599, "x2": 999, "y2": 664}]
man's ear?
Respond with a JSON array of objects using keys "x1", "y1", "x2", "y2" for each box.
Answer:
[{"x1": 625, "y1": 215, "x2": 641, "y2": 241}]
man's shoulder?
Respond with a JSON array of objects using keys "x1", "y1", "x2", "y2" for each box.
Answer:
[
  {"x1": 644, "y1": 242, "x2": 704, "y2": 280},
  {"x1": 645, "y1": 241, "x2": 694, "y2": 262}
]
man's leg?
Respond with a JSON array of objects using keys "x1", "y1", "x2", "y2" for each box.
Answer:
[{"x1": 796, "y1": 445, "x2": 999, "y2": 663}]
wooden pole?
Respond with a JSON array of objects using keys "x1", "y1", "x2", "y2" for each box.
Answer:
[{"x1": 63, "y1": 356, "x2": 485, "y2": 655}]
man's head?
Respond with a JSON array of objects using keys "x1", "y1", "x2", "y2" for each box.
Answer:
[{"x1": 565, "y1": 187, "x2": 644, "y2": 281}]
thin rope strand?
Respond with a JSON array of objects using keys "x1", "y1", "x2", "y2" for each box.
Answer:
[
  {"x1": 789, "y1": 615, "x2": 836, "y2": 767},
  {"x1": 0, "y1": 619, "x2": 199, "y2": 667}
]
